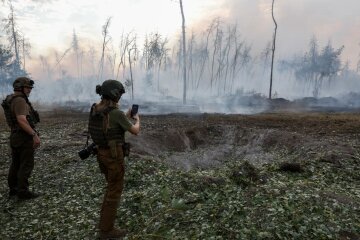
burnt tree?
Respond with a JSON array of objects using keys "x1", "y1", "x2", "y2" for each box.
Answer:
[{"x1": 269, "y1": 0, "x2": 277, "y2": 99}]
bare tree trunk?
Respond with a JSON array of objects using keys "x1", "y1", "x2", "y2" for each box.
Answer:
[
  {"x1": 128, "y1": 49, "x2": 134, "y2": 100},
  {"x1": 210, "y1": 19, "x2": 220, "y2": 90},
  {"x1": 260, "y1": 41, "x2": 272, "y2": 74},
  {"x1": 116, "y1": 32, "x2": 125, "y2": 80},
  {"x1": 127, "y1": 35, "x2": 137, "y2": 100},
  {"x1": 223, "y1": 25, "x2": 234, "y2": 94},
  {"x1": 39, "y1": 55, "x2": 52, "y2": 80},
  {"x1": 23, "y1": 36, "x2": 31, "y2": 72},
  {"x1": 215, "y1": 35, "x2": 222, "y2": 89},
  {"x1": 269, "y1": 0, "x2": 277, "y2": 99},
  {"x1": 72, "y1": 30, "x2": 80, "y2": 80},
  {"x1": 8, "y1": 0, "x2": 20, "y2": 67},
  {"x1": 88, "y1": 47, "x2": 96, "y2": 77},
  {"x1": 230, "y1": 37, "x2": 243, "y2": 93},
  {"x1": 116, "y1": 32, "x2": 132, "y2": 80},
  {"x1": 179, "y1": 0, "x2": 187, "y2": 104},
  {"x1": 98, "y1": 17, "x2": 112, "y2": 81},
  {"x1": 176, "y1": 37, "x2": 182, "y2": 81},
  {"x1": 52, "y1": 48, "x2": 70, "y2": 80},
  {"x1": 22, "y1": 35, "x2": 25, "y2": 70},
  {"x1": 196, "y1": 20, "x2": 215, "y2": 90},
  {"x1": 214, "y1": 28, "x2": 224, "y2": 94},
  {"x1": 54, "y1": 51, "x2": 61, "y2": 79},
  {"x1": 143, "y1": 36, "x2": 149, "y2": 71},
  {"x1": 107, "y1": 52, "x2": 116, "y2": 79},
  {"x1": 80, "y1": 50, "x2": 83, "y2": 81},
  {"x1": 157, "y1": 39, "x2": 167, "y2": 93},
  {"x1": 187, "y1": 32, "x2": 194, "y2": 90}
]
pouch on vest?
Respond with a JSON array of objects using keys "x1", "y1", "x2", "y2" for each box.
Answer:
[
  {"x1": 88, "y1": 104, "x2": 116, "y2": 147},
  {"x1": 108, "y1": 140, "x2": 118, "y2": 158},
  {"x1": 1, "y1": 95, "x2": 18, "y2": 129},
  {"x1": 122, "y1": 142, "x2": 130, "y2": 157}
]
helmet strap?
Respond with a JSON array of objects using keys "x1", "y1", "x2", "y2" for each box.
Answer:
[
  {"x1": 21, "y1": 87, "x2": 26, "y2": 97},
  {"x1": 20, "y1": 87, "x2": 31, "y2": 105}
]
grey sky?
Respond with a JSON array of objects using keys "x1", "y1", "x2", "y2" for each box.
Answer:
[{"x1": 220, "y1": 0, "x2": 360, "y2": 67}]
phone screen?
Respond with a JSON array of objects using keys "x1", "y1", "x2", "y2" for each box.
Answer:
[{"x1": 131, "y1": 104, "x2": 139, "y2": 117}]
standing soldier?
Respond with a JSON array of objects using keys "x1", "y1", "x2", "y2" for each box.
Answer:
[
  {"x1": 1, "y1": 77, "x2": 41, "y2": 199},
  {"x1": 88, "y1": 79, "x2": 140, "y2": 239}
]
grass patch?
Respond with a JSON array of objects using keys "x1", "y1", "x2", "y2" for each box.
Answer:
[{"x1": 0, "y1": 152, "x2": 359, "y2": 239}]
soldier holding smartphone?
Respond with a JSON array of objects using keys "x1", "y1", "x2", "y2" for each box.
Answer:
[{"x1": 88, "y1": 79, "x2": 140, "y2": 239}]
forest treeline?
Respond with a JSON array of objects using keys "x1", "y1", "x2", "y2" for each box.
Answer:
[{"x1": 1, "y1": 0, "x2": 360, "y2": 101}]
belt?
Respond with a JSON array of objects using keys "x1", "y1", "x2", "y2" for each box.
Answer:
[
  {"x1": 98, "y1": 146, "x2": 110, "y2": 149},
  {"x1": 98, "y1": 143, "x2": 123, "y2": 150}
]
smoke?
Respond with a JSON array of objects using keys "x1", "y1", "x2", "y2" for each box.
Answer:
[
  {"x1": 2, "y1": 0, "x2": 360, "y2": 114},
  {"x1": 221, "y1": 0, "x2": 360, "y2": 68}
]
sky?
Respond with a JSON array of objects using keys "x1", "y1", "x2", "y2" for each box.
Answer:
[
  {"x1": 1, "y1": 0, "x2": 359, "y2": 70},
  {"x1": 0, "y1": 0, "x2": 220, "y2": 55}
]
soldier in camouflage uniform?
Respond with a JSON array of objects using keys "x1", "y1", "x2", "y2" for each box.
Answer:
[
  {"x1": 88, "y1": 79, "x2": 140, "y2": 239},
  {"x1": 1, "y1": 77, "x2": 41, "y2": 199}
]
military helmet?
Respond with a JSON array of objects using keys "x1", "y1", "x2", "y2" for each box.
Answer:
[
  {"x1": 96, "y1": 79, "x2": 125, "y2": 101},
  {"x1": 13, "y1": 77, "x2": 34, "y2": 90}
]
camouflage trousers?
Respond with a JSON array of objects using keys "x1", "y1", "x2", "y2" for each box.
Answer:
[{"x1": 8, "y1": 131, "x2": 35, "y2": 193}]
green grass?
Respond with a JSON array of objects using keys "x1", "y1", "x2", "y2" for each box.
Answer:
[{"x1": 1, "y1": 151, "x2": 359, "y2": 239}]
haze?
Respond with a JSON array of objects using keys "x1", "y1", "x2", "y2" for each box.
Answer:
[{"x1": 1, "y1": 0, "x2": 360, "y2": 109}]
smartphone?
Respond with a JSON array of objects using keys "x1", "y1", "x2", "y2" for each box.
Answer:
[{"x1": 130, "y1": 104, "x2": 139, "y2": 118}]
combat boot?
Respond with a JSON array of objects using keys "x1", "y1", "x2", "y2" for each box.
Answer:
[
  {"x1": 9, "y1": 189, "x2": 17, "y2": 198},
  {"x1": 99, "y1": 227, "x2": 127, "y2": 239},
  {"x1": 98, "y1": 201, "x2": 127, "y2": 239},
  {"x1": 17, "y1": 190, "x2": 40, "y2": 200}
]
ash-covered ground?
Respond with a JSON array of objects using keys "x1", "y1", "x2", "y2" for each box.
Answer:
[{"x1": 0, "y1": 109, "x2": 359, "y2": 239}]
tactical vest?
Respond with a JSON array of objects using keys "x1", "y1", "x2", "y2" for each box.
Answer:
[
  {"x1": 88, "y1": 104, "x2": 125, "y2": 147},
  {"x1": 1, "y1": 95, "x2": 39, "y2": 130}
]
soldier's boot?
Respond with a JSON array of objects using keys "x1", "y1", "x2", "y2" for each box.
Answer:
[
  {"x1": 99, "y1": 201, "x2": 127, "y2": 239},
  {"x1": 17, "y1": 190, "x2": 39, "y2": 200},
  {"x1": 9, "y1": 188, "x2": 17, "y2": 198},
  {"x1": 99, "y1": 228, "x2": 127, "y2": 240}
]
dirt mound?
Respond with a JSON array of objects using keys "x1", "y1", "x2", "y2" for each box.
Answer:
[
  {"x1": 132, "y1": 126, "x2": 304, "y2": 155},
  {"x1": 260, "y1": 130, "x2": 303, "y2": 152},
  {"x1": 129, "y1": 126, "x2": 215, "y2": 155},
  {"x1": 126, "y1": 113, "x2": 359, "y2": 171}
]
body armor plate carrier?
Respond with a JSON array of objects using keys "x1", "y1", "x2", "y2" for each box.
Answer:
[
  {"x1": 88, "y1": 104, "x2": 116, "y2": 147},
  {"x1": 1, "y1": 95, "x2": 40, "y2": 130}
]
